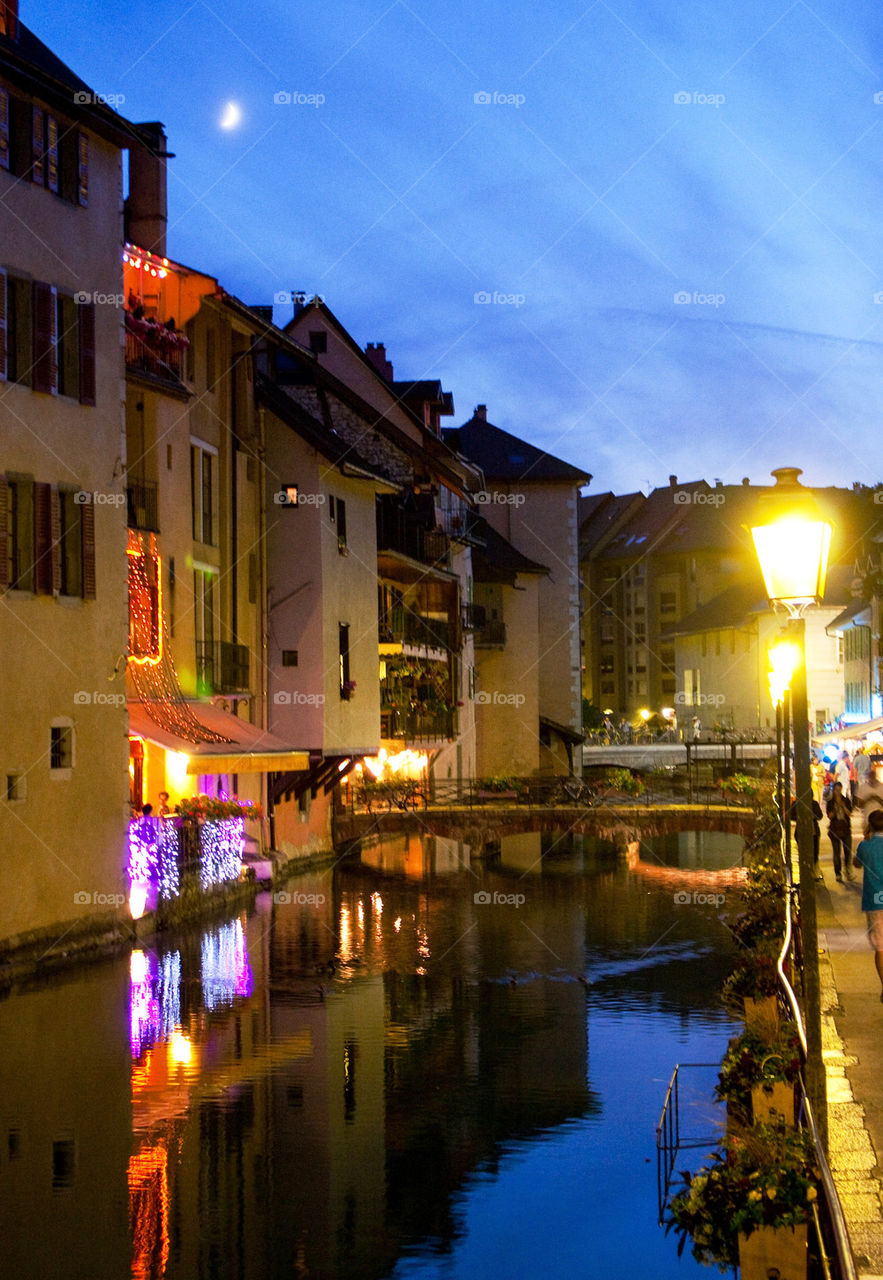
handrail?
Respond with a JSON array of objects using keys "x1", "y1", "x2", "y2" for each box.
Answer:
[{"x1": 773, "y1": 810, "x2": 858, "y2": 1280}]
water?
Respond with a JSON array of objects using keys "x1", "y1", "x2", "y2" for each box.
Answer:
[{"x1": 0, "y1": 827, "x2": 745, "y2": 1279}]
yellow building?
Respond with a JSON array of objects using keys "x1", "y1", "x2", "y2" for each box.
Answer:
[{"x1": 0, "y1": 12, "x2": 133, "y2": 949}]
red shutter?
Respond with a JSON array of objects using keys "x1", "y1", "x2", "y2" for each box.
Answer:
[
  {"x1": 0, "y1": 89, "x2": 9, "y2": 172},
  {"x1": 77, "y1": 300, "x2": 96, "y2": 404},
  {"x1": 31, "y1": 106, "x2": 44, "y2": 185},
  {"x1": 0, "y1": 267, "x2": 7, "y2": 381},
  {"x1": 34, "y1": 481, "x2": 52, "y2": 594},
  {"x1": 50, "y1": 487, "x2": 61, "y2": 593},
  {"x1": 32, "y1": 281, "x2": 57, "y2": 394},
  {"x1": 45, "y1": 113, "x2": 59, "y2": 193},
  {"x1": 81, "y1": 498, "x2": 96, "y2": 599},
  {"x1": 0, "y1": 476, "x2": 8, "y2": 592},
  {"x1": 77, "y1": 132, "x2": 88, "y2": 206}
]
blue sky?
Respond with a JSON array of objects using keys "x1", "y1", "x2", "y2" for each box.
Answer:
[{"x1": 31, "y1": 0, "x2": 883, "y2": 493}]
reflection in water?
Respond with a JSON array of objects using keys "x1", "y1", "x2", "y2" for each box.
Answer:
[{"x1": 0, "y1": 831, "x2": 744, "y2": 1280}]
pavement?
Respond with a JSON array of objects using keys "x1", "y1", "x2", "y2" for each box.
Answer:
[{"x1": 816, "y1": 813, "x2": 883, "y2": 1278}]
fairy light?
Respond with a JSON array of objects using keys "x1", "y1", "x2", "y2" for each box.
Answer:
[{"x1": 199, "y1": 817, "x2": 244, "y2": 890}]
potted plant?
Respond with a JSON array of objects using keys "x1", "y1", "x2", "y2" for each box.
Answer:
[
  {"x1": 727, "y1": 895, "x2": 786, "y2": 950},
  {"x1": 721, "y1": 946, "x2": 782, "y2": 1030},
  {"x1": 603, "y1": 767, "x2": 644, "y2": 798},
  {"x1": 715, "y1": 1023, "x2": 801, "y2": 1126},
  {"x1": 667, "y1": 1120, "x2": 820, "y2": 1275}
]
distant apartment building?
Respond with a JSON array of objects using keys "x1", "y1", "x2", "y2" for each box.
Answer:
[{"x1": 0, "y1": 7, "x2": 133, "y2": 948}]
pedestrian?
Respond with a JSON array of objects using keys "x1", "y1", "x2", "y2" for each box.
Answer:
[
  {"x1": 855, "y1": 749, "x2": 872, "y2": 788},
  {"x1": 826, "y1": 782, "x2": 854, "y2": 882},
  {"x1": 788, "y1": 793, "x2": 824, "y2": 877},
  {"x1": 854, "y1": 758, "x2": 883, "y2": 818},
  {"x1": 158, "y1": 790, "x2": 171, "y2": 816},
  {"x1": 834, "y1": 750, "x2": 852, "y2": 800},
  {"x1": 852, "y1": 808, "x2": 883, "y2": 1002}
]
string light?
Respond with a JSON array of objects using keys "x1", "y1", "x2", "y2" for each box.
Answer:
[{"x1": 199, "y1": 817, "x2": 244, "y2": 891}]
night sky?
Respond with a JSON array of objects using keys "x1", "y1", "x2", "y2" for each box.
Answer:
[{"x1": 32, "y1": 0, "x2": 883, "y2": 494}]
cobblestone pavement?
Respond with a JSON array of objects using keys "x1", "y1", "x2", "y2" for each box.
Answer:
[{"x1": 816, "y1": 814, "x2": 883, "y2": 1277}]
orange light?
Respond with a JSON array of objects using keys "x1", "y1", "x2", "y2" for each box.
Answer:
[{"x1": 128, "y1": 533, "x2": 164, "y2": 668}]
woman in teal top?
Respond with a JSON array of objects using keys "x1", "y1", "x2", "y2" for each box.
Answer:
[{"x1": 853, "y1": 808, "x2": 883, "y2": 1001}]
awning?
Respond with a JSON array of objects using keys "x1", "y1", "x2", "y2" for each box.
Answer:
[
  {"x1": 826, "y1": 598, "x2": 870, "y2": 635},
  {"x1": 540, "y1": 716, "x2": 586, "y2": 746},
  {"x1": 813, "y1": 716, "x2": 883, "y2": 745},
  {"x1": 128, "y1": 699, "x2": 310, "y2": 774}
]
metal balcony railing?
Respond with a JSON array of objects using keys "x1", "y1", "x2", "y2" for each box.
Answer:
[
  {"x1": 380, "y1": 604, "x2": 452, "y2": 651},
  {"x1": 376, "y1": 502, "x2": 451, "y2": 568},
  {"x1": 462, "y1": 602, "x2": 487, "y2": 630},
  {"x1": 473, "y1": 618, "x2": 507, "y2": 647},
  {"x1": 125, "y1": 329, "x2": 184, "y2": 382},
  {"x1": 380, "y1": 706, "x2": 455, "y2": 741},
  {"x1": 126, "y1": 479, "x2": 160, "y2": 533},
  {"x1": 195, "y1": 641, "x2": 250, "y2": 695}
]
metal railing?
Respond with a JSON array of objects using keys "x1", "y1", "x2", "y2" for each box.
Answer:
[
  {"x1": 473, "y1": 618, "x2": 506, "y2": 647},
  {"x1": 195, "y1": 641, "x2": 251, "y2": 695},
  {"x1": 125, "y1": 329, "x2": 184, "y2": 381},
  {"x1": 376, "y1": 502, "x2": 451, "y2": 568},
  {"x1": 380, "y1": 604, "x2": 453, "y2": 651}
]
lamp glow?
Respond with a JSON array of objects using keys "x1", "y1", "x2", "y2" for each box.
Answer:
[
  {"x1": 749, "y1": 469, "x2": 832, "y2": 611},
  {"x1": 767, "y1": 639, "x2": 801, "y2": 707}
]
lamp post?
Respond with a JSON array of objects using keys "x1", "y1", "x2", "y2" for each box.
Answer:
[
  {"x1": 751, "y1": 467, "x2": 832, "y2": 1151},
  {"x1": 768, "y1": 639, "x2": 800, "y2": 844}
]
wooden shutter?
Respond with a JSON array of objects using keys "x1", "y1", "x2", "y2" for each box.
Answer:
[
  {"x1": 0, "y1": 476, "x2": 8, "y2": 592},
  {"x1": 32, "y1": 281, "x2": 57, "y2": 394},
  {"x1": 0, "y1": 88, "x2": 9, "y2": 172},
  {"x1": 50, "y1": 488, "x2": 62, "y2": 594},
  {"x1": 45, "y1": 113, "x2": 59, "y2": 193},
  {"x1": 33, "y1": 481, "x2": 52, "y2": 594},
  {"x1": 77, "y1": 132, "x2": 88, "y2": 206},
  {"x1": 0, "y1": 267, "x2": 6, "y2": 382},
  {"x1": 77, "y1": 300, "x2": 95, "y2": 404},
  {"x1": 31, "y1": 106, "x2": 44, "y2": 185},
  {"x1": 81, "y1": 498, "x2": 95, "y2": 599}
]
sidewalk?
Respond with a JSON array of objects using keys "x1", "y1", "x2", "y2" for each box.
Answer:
[{"x1": 816, "y1": 817, "x2": 883, "y2": 1278}]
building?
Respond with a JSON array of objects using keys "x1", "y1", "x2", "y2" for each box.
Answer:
[
  {"x1": 444, "y1": 408, "x2": 589, "y2": 774},
  {"x1": 0, "y1": 6, "x2": 134, "y2": 949}
]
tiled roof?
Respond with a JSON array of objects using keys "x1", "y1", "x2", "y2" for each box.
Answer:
[{"x1": 443, "y1": 413, "x2": 589, "y2": 484}]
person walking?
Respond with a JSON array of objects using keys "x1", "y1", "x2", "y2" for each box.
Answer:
[
  {"x1": 854, "y1": 757, "x2": 883, "y2": 818},
  {"x1": 853, "y1": 808, "x2": 883, "y2": 1002},
  {"x1": 826, "y1": 781, "x2": 854, "y2": 882},
  {"x1": 834, "y1": 749, "x2": 852, "y2": 801}
]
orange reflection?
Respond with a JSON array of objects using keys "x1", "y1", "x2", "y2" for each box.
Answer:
[{"x1": 129, "y1": 1143, "x2": 169, "y2": 1280}]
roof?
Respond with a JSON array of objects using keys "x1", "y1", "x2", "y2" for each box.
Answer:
[
  {"x1": 128, "y1": 699, "x2": 310, "y2": 774},
  {"x1": 540, "y1": 716, "x2": 585, "y2": 745},
  {"x1": 0, "y1": 20, "x2": 138, "y2": 149},
  {"x1": 827, "y1": 598, "x2": 871, "y2": 633},
  {"x1": 660, "y1": 582, "x2": 769, "y2": 638},
  {"x1": 471, "y1": 516, "x2": 548, "y2": 584},
  {"x1": 443, "y1": 413, "x2": 590, "y2": 485},
  {"x1": 391, "y1": 380, "x2": 454, "y2": 415},
  {"x1": 579, "y1": 490, "x2": 643, "y2": 558},
  {"x1": 254, "y1": 372, "x2": 391, "y2": 484}
]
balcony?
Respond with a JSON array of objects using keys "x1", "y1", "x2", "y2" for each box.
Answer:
[
  {"x1": 125, "y1": 327, "x2": 184, "y2": 384},
  {"x1": 474, "y1": 618, "x2": 507, "y2": 648},
  {"x1": 380, "y1": 604, "x2": 453, "y2": 653},
  {"x1": 126, "y1": 479, "x2": 159, "y2": 533},
  {"x1": 381, "y1": 705, "x2": 454, "y2": 742},
  {"x1": 195, "y1": 641, "x2": 250, "y2": 695},
  {"x1": 376, "y1": 501, "x2": 451, "y2": 570}
]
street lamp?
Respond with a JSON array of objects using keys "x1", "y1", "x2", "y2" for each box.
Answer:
[
  {"x1": 768, "y1": 639, "x2": 800, "y2": 862},
  {"x1": 751, "y1": 467, "x2": 832, "y2": 1150}
]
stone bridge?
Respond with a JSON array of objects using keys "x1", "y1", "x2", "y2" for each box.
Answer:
[{"x1": 333, "y1": 803, "x2": 755, "y2": 856}]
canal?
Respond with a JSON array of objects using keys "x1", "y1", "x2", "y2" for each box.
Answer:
[{"x1": 0, "y1": 826, "x2": 746, "y2": 1279}]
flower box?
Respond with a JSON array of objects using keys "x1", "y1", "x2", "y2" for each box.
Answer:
[
  {"x1": 743, "y1": 994, "x2": 779, "y2": 1033},
  {"x1": 738, "y1": 1223, "x2": 807, "y2": 1280}
]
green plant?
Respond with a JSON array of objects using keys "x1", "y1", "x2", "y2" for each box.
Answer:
[
  {"x1": 714, "y1": 1023, "x2": 801, "y2": 1114},
  {"x1": 721, "y1": 772, "x2": 761, "y2": 796},
  {"x1": 604, "y1": 767, "x2": 644, "y2": 795},
  {"x1": 727, "y1": 895, "x2": 786, "y2": 949},
  {"x1": 667, "y1": 1121, "x2": 820, "y2": 1270},
  {"x1": 721, "y1": 946, "x2": 781, "y2": 1004}
]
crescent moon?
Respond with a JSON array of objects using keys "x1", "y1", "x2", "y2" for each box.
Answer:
[{"x1": 220, "y1": 101, "x2": 242, "y2": 130}]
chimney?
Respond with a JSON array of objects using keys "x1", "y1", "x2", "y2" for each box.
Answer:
[
  {"x1": 742, "y1": 476, "x2": 750, "y2": 486},
  {"x1": 0, "y1": 0, "x2": 18, "y2": 38},
  {"x1": 669, "y1": 474, "x2": 677, "y2": 487},
  {"x1": 125, "y1": 122, "x2": 173, "y2": 257},
  {"x1": 474, "y1": 404, "x2": 487, "y2": 421},
  {"x1": 364, "y1": 342, "x2": 393, "y2": 380}
]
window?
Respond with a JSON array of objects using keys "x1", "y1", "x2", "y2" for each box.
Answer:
[
  {"x1": 205, "y1": 327, "x2": 216, "y2": 389},
  {"x1": 330, "y1": 495, "x2": 347, "y2": 552},
  {"x1": 56, "y1": 293, "x2": 79, "y2": 397},
  {"x1": 659, "y1": 591, "x2": 677, "y2": 617},
  {"x1": 194, "y1": 567, "x2": 217, "y2": 694},
  {"x1": 0, "y1": 88, "x2": 9, "y2": 171},
  {"x1": 5, "y1": 772, "x2": 24, "y2": 802},
  {"x1": 282, "y1": 649, "x2": 298, "y2": 667},
  {"x1": 2, "y1": 91, "x2": 85, "y2": 201},
  {"x1": 128, "y1": 541, "x2": 160, "y2": 659},
  {"x1": 52, "y1": 1139, "x2": 76, "y2": 1189},
  {"x1": 308, "y1": 330, "x2": 327, "y2": 353},
  {"x1": 50, "y1": 724, "x2": 73, "y2": 770},
  {"x1": 0, "y1": 274, "x2": 95, "y2": 400},
  {"x1": 6, "y1": 476, "x2": 35, "y2": 591},
  {"x1": 190, "y1": 442, "x2": 217, "y2": 545},
  {"x1": 338, "y1": 623, "x2": 351, "y2": 698},
  {"x1": 58, "y1": 490, "x2": 83, "y2": 597}
]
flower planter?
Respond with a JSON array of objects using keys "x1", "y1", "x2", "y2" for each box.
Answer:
[
  {"x1": 751, "y1": 1079, "x2": 795, "y2": 1124},
  {"x1": 738, "y1": 1223, "x2": 807, "y2": 1280},
  {"x1": 743, "y1": 995, "x2": 779, "y2": 1033}
]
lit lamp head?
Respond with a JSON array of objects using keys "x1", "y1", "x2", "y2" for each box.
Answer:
[{"x1": 750, "y1": 468, "x2": 832, "y2": 617}]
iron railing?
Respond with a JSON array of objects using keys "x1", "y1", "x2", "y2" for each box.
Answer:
[
  {"x1": 125, "y1": 329, "x2": 184, "y2": 381},
  {"x1": 473, "y1": 618, "x2": 506, "y2": 647},
  {"x1": 380, "y1": 604, "x2": 453, "y2": 651},
  {"x1": 376, "y1": 501, "x2": 451, "y2": 568}
]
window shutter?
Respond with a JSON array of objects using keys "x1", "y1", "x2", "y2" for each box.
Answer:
[
  {"x1": 45, "y1": 114, "x2": 59, "y2": 193},
  {"x1": 77, "y1": 132, "x2": 88, "y2": 206},
  {"x1": 0, "y1": 88, "x2": 9, "y2": 172},
  {"x1": 81, "y1": 499, "x2": 96, "y2": 599},
  {"x1": 31, "y1": 106, "x2": 44, "y2": 185},
  {"x1": 32, "y1": 281, "x2": 58, "y2": 394},
  {"x1": 77, "y1": 300, "x2": 95, "y2": 404},
  {"x1": 50, "y1": 488, "x2": 62, "y2": 593},
  {"x1": 0, "y1": 267, "x2": 7, "y2": 382},
  {"x1": 33, "y1": 482, "x2": 53, "y2": 594},
  {"x1": 0, "y1": 476, "x2": 8, "y2": 592}
]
